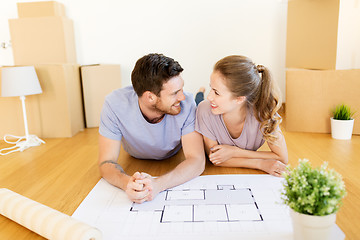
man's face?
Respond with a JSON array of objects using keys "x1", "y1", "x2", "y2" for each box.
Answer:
[{"x1": 153, "y1": 75, "x2": 185, "y2": 115}]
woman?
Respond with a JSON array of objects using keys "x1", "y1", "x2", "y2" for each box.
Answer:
[{"x1": 195, "y1": 55, "x2": 288, "y2": 177}]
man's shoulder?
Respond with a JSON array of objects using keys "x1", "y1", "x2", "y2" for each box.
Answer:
[
  {"x1": 183, "y1": 91, "x2": 194, "y2": 100},
  {"x1": 178, "y1": 91, "x2": 196, "y2": 114},
  {"x1": 103, "y1": 86, "x2": 138, "y2": 116},
  {"x1": 105, "y1": 86, "x2": 136, "y2": 105},
  {"x1": 182, "y1": 91, "x2": 195, "y2": 105},
  {"x1": 106, "y1": 86, "x2": 135, "y2": 100}
]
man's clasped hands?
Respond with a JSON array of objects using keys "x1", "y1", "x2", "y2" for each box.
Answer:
[{"x1": 126, "y1": 172, "x2": 159, "y2": 204}]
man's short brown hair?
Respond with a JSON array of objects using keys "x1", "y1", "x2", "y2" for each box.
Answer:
[{"x1": 131, "y1": 53, "x2": 183, "y2": 97}]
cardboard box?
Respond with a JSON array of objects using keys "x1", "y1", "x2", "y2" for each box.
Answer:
[
  {"x1": 286, "y1": 0, "x2": 340, "y2": 70},
  {"x1": 35, "y1": 64, "x2": 84, "y2": 138},
  {"x1": 9, "y1": 17, "x2": 77, "y2": 65},
  {"x1": 17, "y1": 1, "x2": 65, "y2": 18},
  {"x1": 0, "y1": 65, "x2": 84, "y2": 138},
  {"x1": 286, "y1": 69, "x2": 360, "y2": 134},
  {"x1": 80, "y1": 64, "x2": 122, "y2": 128}
]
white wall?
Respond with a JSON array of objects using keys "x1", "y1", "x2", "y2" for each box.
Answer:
[
  {"x1": 0, "y1": 1, "x2": 16, "y2": 65},
  {"x1": 336, "y1": 0, "x2": 360, "y2": 70},
  {"x1": 0, "y1": 0, "x2": 288, "y2": 100}
]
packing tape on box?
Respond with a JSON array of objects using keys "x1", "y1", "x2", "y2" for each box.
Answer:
[{"x1": 0, "y1": 188, "x2": 102, "y2": 240}]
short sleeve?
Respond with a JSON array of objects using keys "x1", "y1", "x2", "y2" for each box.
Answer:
[
  {"x1": 181, "y1": 98, "x2": 196, "y2": 136},
  {"x1": 195, "y1": 101, "x2": 217, "y2": 141},
  {"x1": 99, "y1": 100, "x2": 122, "y2": 141}
]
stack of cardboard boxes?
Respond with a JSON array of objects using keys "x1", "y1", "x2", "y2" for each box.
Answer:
[
  {"x1": 0, "y1": 1, "x2": 83, "y2": 138},
  {"x1": 285, "y1": 0, "x2": 360, "y2": 135},
  {"x1": 0, "y1": 1, "x2": 122, "y2": 138}
]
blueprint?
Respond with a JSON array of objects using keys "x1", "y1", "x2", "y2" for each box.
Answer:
[
  {"x1": 72, "y1": 175, "x2": 344, "y2": 240},
  {"x1": 131, "y1": 186, "x2": 261, "y2": 223}
]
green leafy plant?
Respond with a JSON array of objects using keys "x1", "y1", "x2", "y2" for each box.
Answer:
[
  {"x1": 333, "y1": 104, "x2": 354, "y2": 120},
  {"x1": 282, "y1": 159, "x2": 346, "y2": 216}
]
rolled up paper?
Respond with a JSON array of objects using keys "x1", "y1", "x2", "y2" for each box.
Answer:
[{"x1": 0, "y1": 188, "x2": 102, "y2": 240}]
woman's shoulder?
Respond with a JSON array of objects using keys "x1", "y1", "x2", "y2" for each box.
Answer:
[
  {"x1": 197, "y1": 100, "x2": 211, "y2": 111},
  {"x1": 195, "y1": 100, "x2": 221, "y2": 139},
  {"x1": 196, "y1": 100, "x2": 213, "y2": 117},
  {"x1": 245, "y1": 107, "x2": 282, "y2": 135},
  {"x1": 247, "y1": 107, "x2": 281, "y2": 124},
  {"x1": 245, "y1": 107, "x2": 262, "y2": 128}
]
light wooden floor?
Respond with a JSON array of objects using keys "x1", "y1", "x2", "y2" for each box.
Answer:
[
  {"x1": 0, "y1": 123, "x2": 359, "y2": 239},
  {"x1": 281, "y1": 129, "x2": 360, "y2": 240}
]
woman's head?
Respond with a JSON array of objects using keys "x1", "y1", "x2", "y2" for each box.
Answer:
[
  {"x1": 213, "y1": 55, "x2": 263, "y2": 105},
  {"x1": 207, "y1": 70, "x2": 245, "y2": 115},
  {"x1": 211, "y1": 55, "x2": 282, "y2": 143}
]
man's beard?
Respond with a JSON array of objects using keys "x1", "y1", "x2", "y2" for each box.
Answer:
[{"x1": 153, "y1": 99, "x2": 181, "y2": 116}]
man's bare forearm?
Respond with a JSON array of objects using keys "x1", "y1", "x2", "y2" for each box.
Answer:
[
  {"x1": 99, "y1": 161, "x2": 130, "y2": 190},
  {"x1": 155, "y1": 155, "x2": 205, "y2": 193},
  {"x1": 154, "y1": 131, "x2": 206, "y2": 192},
  {"x1": 99, "y1": 160, "x2": 125, "y2": 172}
]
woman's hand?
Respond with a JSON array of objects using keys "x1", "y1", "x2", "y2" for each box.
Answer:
[
  {"x1": 209, "y1": 145, "x2": 237, "y2": 165},
  {"x1": 259, "y1": 159, "x2": 287, "y2": 177}
]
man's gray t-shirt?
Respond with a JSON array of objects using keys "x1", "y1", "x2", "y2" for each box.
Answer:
[
  {"x1": 195, "y1": 100, "x2": 265, "y2": 151},
  {"x1": 99, "y1": 86, "x2": 196, "y2": 160}
]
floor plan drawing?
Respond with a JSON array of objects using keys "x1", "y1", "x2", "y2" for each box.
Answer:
[
  {"x1": 72, "y1": 175, "x2": 344, "y2": 240},
  {"x1": 131, "y1": 186, "x2": 262, "y2": 223}
]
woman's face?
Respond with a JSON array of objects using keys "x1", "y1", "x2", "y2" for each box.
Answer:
[{"x1": 207, "y1": 71, "x2": 243, "y2": 115}]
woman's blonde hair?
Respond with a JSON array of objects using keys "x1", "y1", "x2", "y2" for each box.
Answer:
[{"x1": 214, "y1": 55, "x2": 282, "y2": 143}]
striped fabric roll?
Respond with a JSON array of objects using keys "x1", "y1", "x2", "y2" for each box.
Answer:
[{"x1": 0, "y1": 188, "x2": 102, "y2": 240}]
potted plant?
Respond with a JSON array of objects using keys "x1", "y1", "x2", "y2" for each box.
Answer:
[
  {"x1": 282, "y1": 159, "x2": 346, "y2": 240},
  {"x1": 331, "y1": 104, "x2": 355, "y2": 140}
]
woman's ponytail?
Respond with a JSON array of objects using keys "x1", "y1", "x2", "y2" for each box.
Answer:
[{"x1": 253, "y1": 65, "x2": 282, "y2": 144}]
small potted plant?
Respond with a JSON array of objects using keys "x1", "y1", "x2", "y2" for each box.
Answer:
[
  {"x1": 331, "y1": 104, "x2": 355, "y2": 140},
  {"x1": 282, "y1": 159, "x2": 346, "y2": 240}
]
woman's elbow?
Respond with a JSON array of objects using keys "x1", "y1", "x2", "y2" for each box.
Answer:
[
  {"x1": 273, "y1": 151, "x2": 288, "y2": 165},
  {"x1": 281, "y1": 154, "x2": 289, "y2": 165}
]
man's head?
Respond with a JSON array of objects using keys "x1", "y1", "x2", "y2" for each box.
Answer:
[
  {"x1": 132, "y1": 53, "x2": 185, "y2": 116},
  {"x1": 131, "y1": 53, "x2": 184, "y2": 97}
]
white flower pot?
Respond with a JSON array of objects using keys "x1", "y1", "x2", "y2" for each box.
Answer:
[
  {"x1": 330, "y1": 117, "x2": 354, "y2": 140},
  {"x1": 290, "y1": 208, "x2": 336, "y2": 240}
]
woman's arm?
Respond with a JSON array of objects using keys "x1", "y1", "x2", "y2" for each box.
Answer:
[
  {"x1": 232, "y1": 132, "x2": 288, "y2": 164},
  {"x1": 202, "y1": 132, "x2": 288, "y2": 177}
]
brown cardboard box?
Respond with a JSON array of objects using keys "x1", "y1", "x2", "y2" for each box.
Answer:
[
  {"x1": 80, "y1": 64, "x2": 122, "y2": 128},
  {"x1": 0, "y1": 67, "x2": 42, "y2": 137},
  {"x1": 35, "y1": 64, "x2": 84, "y2": 138},
  {"x1": 0, "y1": 65, "x2": 84, "y2": 138},
  {"x1": 286, "y1": 0, "x2": 340, "y2": 70},
  {"x1": 9, "y1": 17, "x2": 77, "y2": 65},
  {"x1": 17, "y1": 1, "x2": 65, "y2": 18},
  {"x1": 286, "y1": 69, "x2": 360, "y2": 134}
]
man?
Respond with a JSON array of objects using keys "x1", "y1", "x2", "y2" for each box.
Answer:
[{"x1": 98, "y1": 53, "x2": 205, "y2": 203}]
